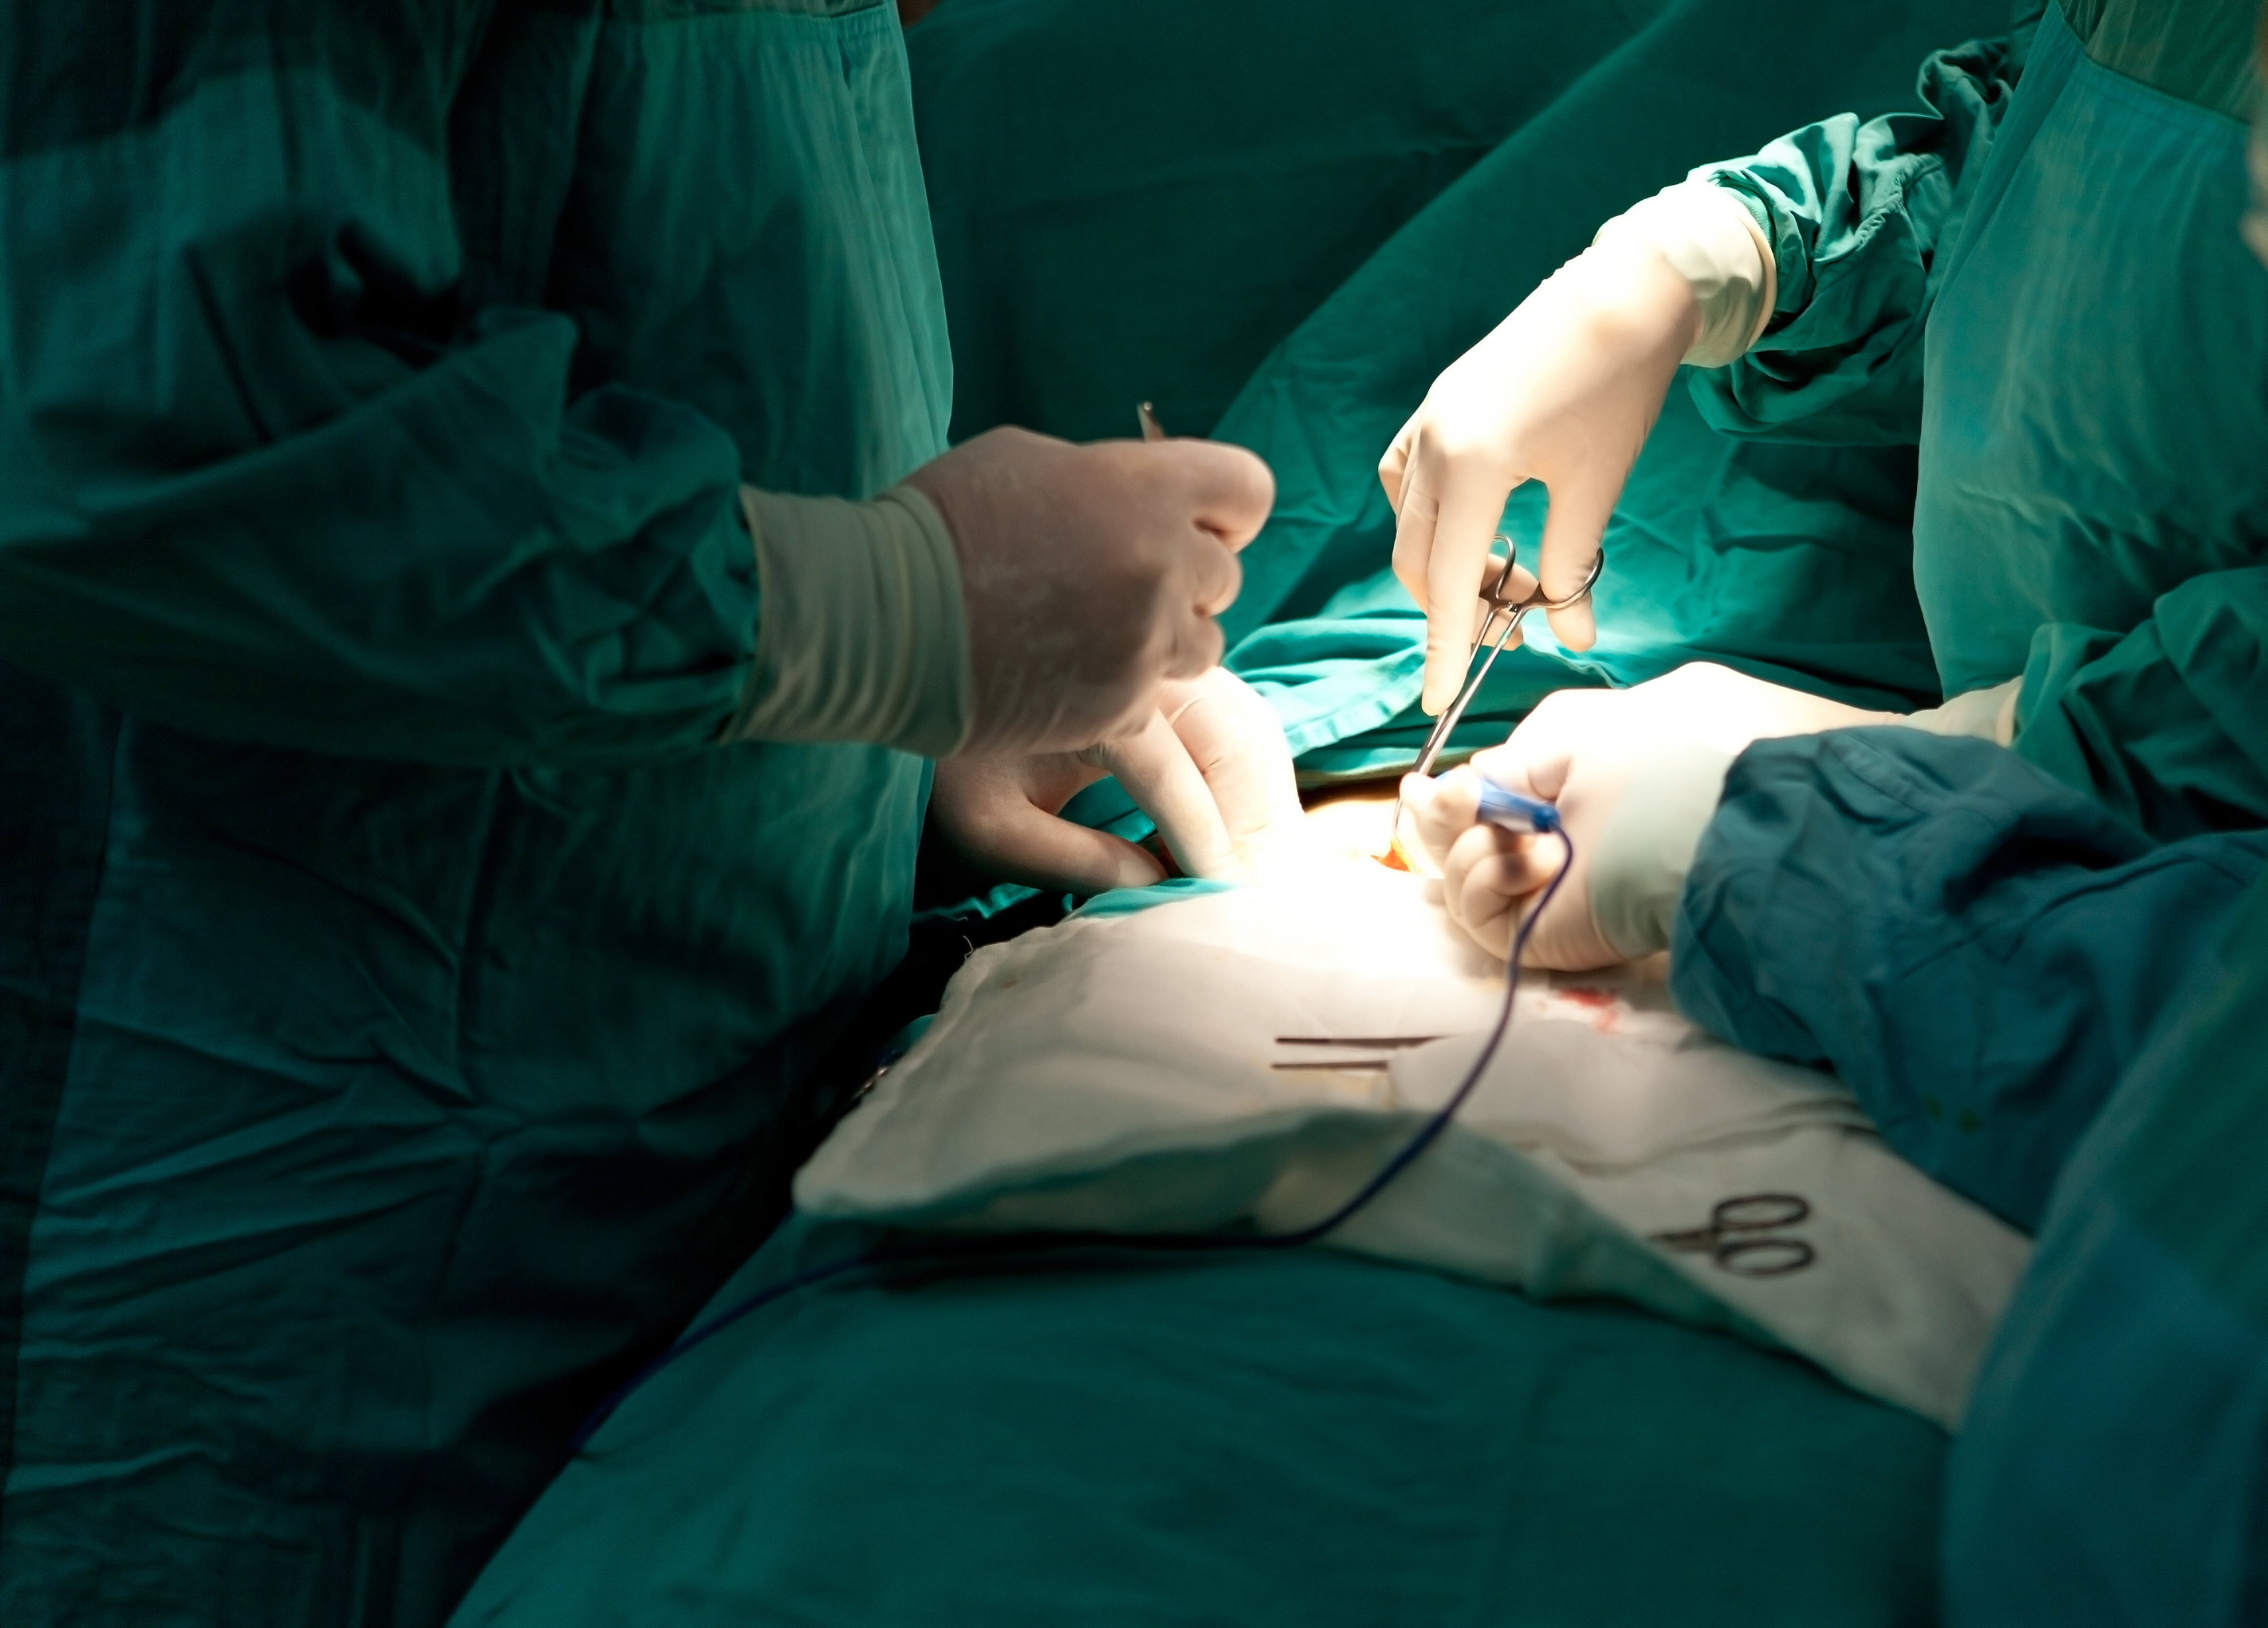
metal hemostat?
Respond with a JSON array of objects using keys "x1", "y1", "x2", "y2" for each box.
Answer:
[
  {"x1": 1135, "y1": 398, "x2": 1592, "y2": 870},
  {"x1": 1382, "y1": 538, "x2": 1604, "y2": 866},
  {"x1": 1270, "y1": 1033, "x2": 1446, "y2": 1073}
]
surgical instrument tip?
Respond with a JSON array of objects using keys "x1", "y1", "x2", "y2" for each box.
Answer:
[
  {"x1": 1379, "y1": 538, "x2": 1605, "y2": 865},
  {"x1": 1137, "y1": 401, "x2": 1166, "y2": 442}
]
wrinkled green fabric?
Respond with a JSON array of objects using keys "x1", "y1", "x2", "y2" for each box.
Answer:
[
  {"x1": 454, "y1": 1216, "x2": 1949, "y2": 1628},
  {"x1": 1206, "y1": 0, "x2": 2009, "y2": 774},
  {"x1": 1945, "y1": 873, "x2": 2268, "y2": 1623},
  {"x1": 0, "y1": 2, "x2": 946, "y2": 1622},
  {"x1": 1665, "y1": 28, "x2": 2268, "y2": 1606},
  {"x1": 1675, "y1": 728, "x2": 2268, "y2": 1228},
  {"x1": 909, "y1": 0, "x2": 1677, "y2": 449},
  {"x1": 1679, "y1": 0, "x2": 2268, "y2": 1195},
  {"x1": 2067, "y1": 0, "x2": 2266, "y2": 120},
  {"x1": 2116, "y1": 887, "x2": 2268, "y2": 1320},
  {"x1": 1699, "y1": 0, "x2": 2268, "y2": 838},
  {"x1": 1674, "y1": 1, "x2": 2268, "y2": 1207},
  {"x1": 911, "y1": 0, "x2": 2007, "y2": 787},
  {"x1": 1693, "y1": 33, "x2": 2021, "y2": 447},
  {"x1": 1231, "y1": 407, "x2": 1940, "y2": 779}
]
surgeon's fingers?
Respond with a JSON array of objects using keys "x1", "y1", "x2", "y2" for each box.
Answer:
[
  {"x1": 1158, "y1": 670, "x2": 1308, "y2": 878},
  {"x1": 1086, "y1": 708, "x2": 1243, "y2": 882},
  {"x1": 1493, "y1": 559, "x2": 1541, "y2": 608},
  {"x1": 1448, "y1": 819, "x2": 1598, "y2": 966},
  {"x1": 1159, "y1": 601, "x2": 1230, "y2": 681},
  {"x1": 1390, "y1": 463, "x2": 1489, "y2": 713},
  {"x1": 1378, "y1": 413, "x2": 1419, "y2": 513},
  {"x1": 1510, "y1": 741, "x2": 1577, "y2": 805},
  {"x1": 1142, "y1": 443, "x2": 1259, "y2": 669},
  {"x1": 1405, "y1": 767, "x2": 1482, "y2": 869},
  {"x1": 1149, "y1": 438, "x2": 1277, "y2": 552},
  {"x1": 1535, "y1": 468, "x2": 1619, "y2": 652},
  {"x1": 1419, "y1": 463, "x2": 1523, "y2": 715},
  {"x1": 1174, "y1": 538, "x2": 1243, "y2": 624},
  {"x1": 1453, "y1": 805, "x2": 1566, "y2": 906},
  {"x1": 1148, "y1": 515, "x2": 1238, "y2": 683},
  {"x1": 1389, "y1": 454, "x2": 1440, "y2": 612},
  {"x1": 1440, "y1": 826, "x2": 1528, "y2": 961},
  {"x1": 1471, "y1": 687, "x2": 1609, "y2": 791},
  {"x1": 932, "y1": 757, "x2": 1165, "y2": 895}
]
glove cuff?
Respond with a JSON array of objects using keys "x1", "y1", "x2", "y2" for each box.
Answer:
[
  {"x1": 1590, "y1": 739, "x2": 1737, "y2": 961},
  {"x1": 1594, "y1": 181, "x2": 1776, "y2": 368},
  {"x1": 730, "y1": 484, "x2": 971, "y2": 758}
]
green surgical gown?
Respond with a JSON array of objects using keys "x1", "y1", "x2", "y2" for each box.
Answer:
[
  {"x1": 1694, "y1": 0, "x2": 2268, "y2": 838},
  {"x1": 1946, "y1": 868, "x2": 2268, "y2": 1625},
  {"x1": 1672, "y1": 0, "x2": 2268, "y2": 1225},
  {"x1": 1199, "y1": 0, "x2": 2005, "y2": 775},
  {"x1": 0, "y1": 2, "x2": 949, "y2": 1621},
  {"x1": 905, "y1": 0, "x2": 2003, "y2": 806}
]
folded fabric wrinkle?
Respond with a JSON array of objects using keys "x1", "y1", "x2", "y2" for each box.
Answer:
[{"x1": 566, "y1": 836, "x2": 1579, "y2": 1454}]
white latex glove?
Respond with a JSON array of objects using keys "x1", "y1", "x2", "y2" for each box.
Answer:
[
  {"x1": 904, "y1": 426, "x2": 1273, "y2": 756},
  {"x1": 1404, "y1": 743, "x2": 1637, "y2": 970},
  {"x1": 1378, "y1": 238, "x2": 1698, "y2": 712},
  {"x1": 1480, "y1": 663, "x2": 1895, "y2": 771},
  {"x1": 1407, "y1": 663, "x2": 1894, "y2": 966},
  {"x1": 932, "y1": 667, "x2": 1307, "y2": 895},
  {"x1": 1378, "y1": 183, "x2": 1774, "y2": 717}
]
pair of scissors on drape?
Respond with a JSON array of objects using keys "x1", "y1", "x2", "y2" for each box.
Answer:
[{"x1": 1650, "y1": 1193, "x2": 1816, "y2": 1278}]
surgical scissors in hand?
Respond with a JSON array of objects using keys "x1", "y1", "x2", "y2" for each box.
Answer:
[
  {"x1": 1649, "y1": 1193, "x2": 1816, "y2": 1278},
  {"x1": 1384, "y1": 536, "x2": 1605, "y2": 863}
]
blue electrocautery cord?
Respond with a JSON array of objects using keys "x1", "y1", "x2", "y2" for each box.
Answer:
[{"x1": 568, "y1": 785, "x2": 1572, "y2": 1456}]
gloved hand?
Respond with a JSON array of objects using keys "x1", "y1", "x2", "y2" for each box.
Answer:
[
  {"x1": 1378, "y1": 183, "x2": 1773, "y2": 717},
  {"x1": 932, "y1": 666, "x2": 1309, "y2": 895},
  {"x1": 1378, "y1": 239, "x2": 1695, "y2": 713},
  {"x1": 1405, "y1": 739, "x2": 1643, "y2": 969},
  {"x1": 1407, "y1": 664, "x2": 1892, "y2": 966},
  {"x1": 904, "y1": 426, "x2": 1275, "y2": 757}
]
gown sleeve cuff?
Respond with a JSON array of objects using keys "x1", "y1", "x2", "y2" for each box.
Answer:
[
  {"x1": 1594, "y1": 181, "x2": 1777, "y2": 368},
  {"x1": 1893, "y1": 676, "x2": 2021, "y2": 747},
  {"x1": 729, "y1": 484, "x2": 972, "y2": 758},
  {"x1": 1591, "y1": 739, "x2": 1738, "y2": 961}
]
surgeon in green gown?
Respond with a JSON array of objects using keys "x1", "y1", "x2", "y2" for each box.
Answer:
[
  {"x1": 1945, "y1": 11, "x2": 2268, "y2": 1618},
  {"x1": 0, "y1": 3, "x2": 1309, "y2": 1621},
  {"x1": 1406, "y1": 0, "x2": 2268, "y2": 1232}
]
